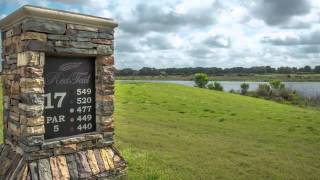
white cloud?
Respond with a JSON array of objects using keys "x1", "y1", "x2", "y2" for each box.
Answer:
[
  {"x1": 112, "y1": 0, "x2": 320, "y2": 69},
  {"x1": 1, "y1": 0, "x2": 320, "y2": 69}
]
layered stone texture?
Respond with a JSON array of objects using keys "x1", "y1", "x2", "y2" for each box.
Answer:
[
  {"x1": 2, "y1": 18, "x2": 114, "y2": 57},
  {"x1": 0, "y1": 5, "x2": 126, "y2": 179},
  {"x1": 0, "y1": 144, "x2": 126, "y2": 179}
]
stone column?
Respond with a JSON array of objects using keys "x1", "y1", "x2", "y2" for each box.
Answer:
[{"x1": 0, "y1": 5, "x2": 127, "y2": 179}]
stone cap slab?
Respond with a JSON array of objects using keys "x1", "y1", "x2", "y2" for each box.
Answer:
[{"x1": 0, "y1": 5, "x2": 118, "y2": 31}]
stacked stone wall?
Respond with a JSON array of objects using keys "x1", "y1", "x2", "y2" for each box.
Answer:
[{"x1": 0, "y1": 16, "x2": 126, "y2": 179}]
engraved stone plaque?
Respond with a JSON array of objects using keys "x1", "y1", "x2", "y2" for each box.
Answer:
[{"x1": 44, "y1": 57, "x2": 96, "y2": 139}]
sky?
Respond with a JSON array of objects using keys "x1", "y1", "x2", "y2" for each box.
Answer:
[{"x1": 1, "y1": 0, "x2": 320, "y2": 69}]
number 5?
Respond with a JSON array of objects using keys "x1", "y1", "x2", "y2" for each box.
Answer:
[
  {"x1": 77, "y1": 89, "x2": 81, "y2": 95},
  {"x1": 53, "y1": 125, "x2": 59, "y2": 132}
]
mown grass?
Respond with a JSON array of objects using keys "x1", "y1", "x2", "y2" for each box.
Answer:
[
  {"x1": 0, "y1": 83, "x2": 319, "y2": 179},
  {"x1": 114, "y1": 82, "x2": 320, "y2": 180}
]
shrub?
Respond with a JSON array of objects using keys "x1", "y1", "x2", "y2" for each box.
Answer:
[
  {"x1": 194, "y1": 73, "x2": 208, "y2": 88},
  {"x1": 207, "y1": 83, "x2": 214, "y2": 89},
  {"x1": 240, "y1": 83, "x2": 249, "y2": 95},
  {"x1": 305, "y1": 95, "x2": 320, "y2": 107},
  {"x1": 214, "y1": 82, "x2": 223, "y2": 91},
  {"x1": 257, "y1": 84, "x2": 271, "y2": 97},
  {"x1": 208, "y1": 81, "x2": 223, "y2": 91},
  {"x1": 269, "y1": 80, "x2": 286, "y2": 98},
  {"x1": 278, "y1": 88, "x2": 294, "y2": 101},
  {"x1": 269, "y1": 80, "x2": 285, "y2": 90}
]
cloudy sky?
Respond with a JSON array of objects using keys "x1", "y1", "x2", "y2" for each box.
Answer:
[{"x1": 1, "y1": 0, "x2": 320, "y2": 69}]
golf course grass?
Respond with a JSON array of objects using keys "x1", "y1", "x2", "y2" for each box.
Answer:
[
  {"x1": 0, "y1": 82, "x2": 319, "y2": 179},
  {"x1": 114, "y1": 82, "x2": 320, "y2": 180}
]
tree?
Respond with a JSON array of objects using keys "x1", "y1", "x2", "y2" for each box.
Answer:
[
  {"x1": 117, "y1": 65, "x2": 317, "y2": 76},
  {"x1": 194, "y1": 73, "x2": 209, "y2": 88},
  {"x1": 314, "y1": 66, "x2": 320, "y2": 73},
  {"x1": 240, "y1": 83, "x2": 249, "y2": 94},
  {"x1": 207, "y1": 81, "x2": 223, "y2": 91},
  {"x1": 116, "y1": 68, "x2": 137, "y2": 76},
  {"x1": 278, "y1": 67, "x2": 293, "y2": 74},
  {"x1": 304, "y1": 65, "x2": 312, "y2": 72},
  {"x1": 139, "y1": 67, "x2": 161, "y2": 76}
]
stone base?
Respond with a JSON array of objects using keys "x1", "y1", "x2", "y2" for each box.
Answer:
[{"x1": 0, "y1": 144, "x2": 127, "y2": 179}]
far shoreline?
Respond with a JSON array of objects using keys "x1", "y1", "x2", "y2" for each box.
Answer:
[{"x1": 116, "y1": 74, "x2": 320, "y2": 82}]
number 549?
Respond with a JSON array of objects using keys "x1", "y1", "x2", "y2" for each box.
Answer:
[{"x1": 77, "y1": 88, "x2": 91, "y2": 95}]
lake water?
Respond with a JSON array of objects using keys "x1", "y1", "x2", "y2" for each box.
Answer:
[{"x1": 119, "y1": 80, "x2": 320, "y2": 98}]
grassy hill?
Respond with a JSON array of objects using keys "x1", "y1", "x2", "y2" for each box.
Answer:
[
  {"x1": 114, "y1": 82, "x2": 320, "y2": 180},
  {"x1": 0, "y1": 82, "x2": 319, "y2": 179}
]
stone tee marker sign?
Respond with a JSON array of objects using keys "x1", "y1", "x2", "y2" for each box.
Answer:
[
  {"x1": 44, "y1": 57, "x2": 96, "y2": 139},
  {"x1": 0, "y1": 5, "x2": 127, "y2": 179}
]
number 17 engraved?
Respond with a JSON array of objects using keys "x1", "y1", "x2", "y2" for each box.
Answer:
[{"x1": 44, "y1": 92, "x2": 67, "y2": 109}]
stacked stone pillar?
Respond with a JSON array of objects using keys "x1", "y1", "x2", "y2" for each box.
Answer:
[{"x1": 0, "y1": 5, "x2": 127, "y2": 179}]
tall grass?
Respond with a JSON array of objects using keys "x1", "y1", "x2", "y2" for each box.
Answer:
[
  {"x1": 301, "y1": 94, "x2": 320, "y2": 108},
  {"x1": 235, "y1": 81, "x2": 320, "y2": 109}
]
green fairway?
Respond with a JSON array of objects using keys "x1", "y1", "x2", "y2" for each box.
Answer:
[{"x1": 114, "y1": 82, "x2": 320, "y2": 180}]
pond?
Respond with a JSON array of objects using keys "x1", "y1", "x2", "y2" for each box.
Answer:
[{"x1": 118, "y1": 80, "x2": 320, "y2": 98}]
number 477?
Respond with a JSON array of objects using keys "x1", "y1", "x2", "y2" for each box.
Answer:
[{"x1": 44, "y1": 92, "x2": 66, "y2": 109}]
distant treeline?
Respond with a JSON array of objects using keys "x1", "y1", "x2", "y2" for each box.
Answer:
[{"x1": 116, "y1": 65, "x2": 320, "y2": 76}]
